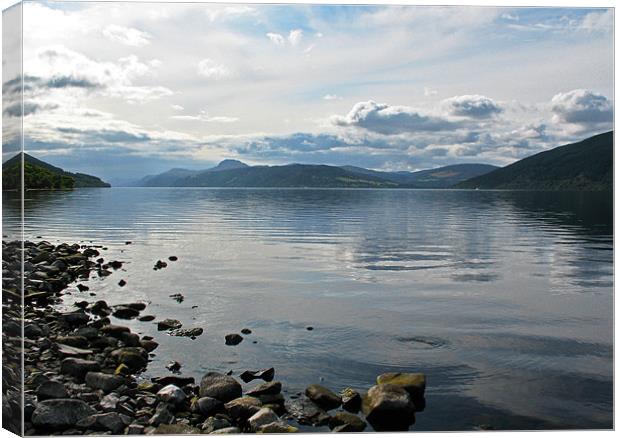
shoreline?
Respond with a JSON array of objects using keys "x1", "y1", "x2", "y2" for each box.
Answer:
[{"x1": 2, "y1": 239, "x2": 426, "y2": 435}]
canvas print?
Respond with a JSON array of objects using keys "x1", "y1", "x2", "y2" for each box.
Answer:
[{"x1": 1, "y1": 1, "x2": 614, "y2": 435}]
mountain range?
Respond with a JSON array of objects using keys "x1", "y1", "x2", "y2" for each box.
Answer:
[
  {"x1": 457, "y1": 131, "x2": 613, "y2": 191},
  {"x1": 2, "y1": 153, "x2": 111, "y2": 190},
  {"x1": 132, "y1": 161, "x2": 498, "y2": 189}
]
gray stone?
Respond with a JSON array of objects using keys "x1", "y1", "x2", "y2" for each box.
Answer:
[
  {"x1": 224, "y1": 333, "x2": 243, "y2": 345},
  {"x1": 246, "y1": 381, "x2": 281, "y2": 397},
  {"x1": 192, "y1": 397, "x2": 223, "y2": 417},
  {"x1": 157, "y1": 319, "x2": 182, "y2": 331},
  {"x1": 257, "y1": 422, "x2": 299, "y2": 433},
  {"x1": 341, "y1": 388, "x2": 362, "y2": 413},
  {"x1": 152, "y1": 424, "x2": 201, "y2": 434},
  {"x1": 99, "y1": 393, "x2": 120, "y2": 412},
  {"x1": 201, "y1": 417, "x2": 231, "y2": 433},
  {"x1": 32, "y1": 399, "x2": 96, "y2": 430},
  {"x1": 328, "y1": 412, "x2": 366, "y2": 432},
  {"x1": 248, "y1": 408, "x2": 279, "y2": 431},
  {"x1": 211, "y1": 427, "x2": 241, "y2": 434},
  {"x1": 36, "y1": 380, "x2": 68, "y2": 401},
  {"x1": 85, "y1": 372, "x2": 125, "y2": 393},
  {"x1": 148, "y1": 403, "x2": 174, "y2": 426},
  {"x1": 224, "y1": 396, "x2": 262, "y2": 421},
  {"x1": 305, "y1": 384, "x2": 341, "y2": 411},
  {"x1": 199, "y1": 372, "x2": 242, "y2": 402},
  {"x1": 156, "y1": 384, "x2": 186, "y2": 405},
  {"x1": 362, "y1": 384, "x2": 415, "y2": 431},
  {"x1": 60, "y1": 358, "x2": 100, "y2": 380},
  {"x1": 127, "y1": 424, "x2": 145, "y2": 435}
]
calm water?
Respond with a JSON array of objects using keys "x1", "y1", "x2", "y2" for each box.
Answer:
[{"x1": 3, "y1": 188, "x2": 613, "y2": 430}]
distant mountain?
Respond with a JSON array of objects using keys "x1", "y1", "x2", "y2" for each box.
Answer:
[
  {"x1": 456, "y1": 131, "x2": 613, "y2": 191},
  {"x1": 2, "y1": 153, "x2": 110, "y2": 190},
  {"x1": 342, "y1": 163, "x2": 499, "y2": 188},
  {"x1": 140, "y1": 162, "x2": 399, "y2": 188},
  {"x1": 135, "y1": 159, "x2": 498, "y2": 188}
]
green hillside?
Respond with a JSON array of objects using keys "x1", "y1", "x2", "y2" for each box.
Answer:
[
  {"x1": 2, "y1": 153, "x2": 111, "y2": 190},
  {"x1": 456, "y1": 132, "x2": 613, "y2": 191}
]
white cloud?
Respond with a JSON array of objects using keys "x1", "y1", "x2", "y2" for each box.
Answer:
[
  {"x1": 323, "y1": 94, "x2": 342, "y2": 101},
  {"x1": 171, "y1": 110, "x2": 238, "y2": 123},
  {"x1": 103, "y1": 24, "x2": 152, "y2": 47},
  {"x1": 171, "y1": 104, "x2": 185, "y2": 111},
  {"x1": 206, "y1": 6, "x2": 257, "y2": 22},
  {"x1": 551, "y1": 89, "x2": 613, "y2": 126},
  {"x1": 443, "y1": 95, "x2": 503, "y2": 118},
  {"x1": 288, "y1": 29, "x2": 304, "y2": 46},
  {"x1": 197, "y1": 58, "x2": 232, "y2": 80},
  {"x1": 580, "y1": 9, "x2": 613, "y2": 32},
  {"x1": 424, "y1": 87, "x2": 437, "y2": 97},
  {"x1": 331, "y1": 100, "x2": 457, "y2": 135},
  {"x1": 266, "y1": 32, "x2": 285, "y2": 45}
]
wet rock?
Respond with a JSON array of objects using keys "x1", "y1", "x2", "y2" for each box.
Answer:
[
  {"x1": 127, "y1": 424, "x2": 145, "y2": 434},
  {"x1": 199, "y1": 372, "x2": 242, "y2": 402},
  {"x1": 246, "y1": 381, "x2": 282, "y2": 397},
  {"x1": 240, "y1": 367, "x2": 275, "y2": 383},
  {"x1": 24, "y1": 323, "x2": 44, "y2": 339},
  {"x1": 100, "y1": 324, "x2": 130, "y2": 338},
  {"x1": 341, "y1": 388, "x2": 362, "y2": 413},
  {"x1": 118, "y1": 279, "x2": 127, "y2": 287},
  {"x1": 305, "y1": 384, "x2": 341, "y2": 410},
  {"x1": 74, "y1": 300, "x2": 89, "y2": 309},
  {"x1": 75, "y1": 326, "x2": 99, "y2": 340},
  {"x1": 113, "y1": 306, "x2": 140, "y2": 319},
  {"x1": 138, "y1": 315, "x2": 156, "y2": 322},
  {"x1": 361, "y1": 384, "x2": 415, "y2": 431},
  {"x1": 100, "y1": 393, "x2": 120, "y2": 412},
  {"x1": 78, "y1": 412, "x2": 127, "y2": 434},
  {"x1": 139, "y1": 340, "x2": 159, "y2": 354},
  {"x1": 241, "y1": 328, "x2": 252, "y2": 335},
  {"x1": 192, "y1": 397, "x2": 223, "y2": 417},
  {"x1": 168, "y1": 256, "x2": 178, "y2": 261},
  {"x1": 212, "y1": 426, "x2": 241, "y2": 434},
  {"x1": 166, "y1": 361, "x2": 182, "y2": 373},
  {"x1": 169, "y1": 293, "x2": 184, "y2": 303},
  {"x1": 60, "y1": 358, "x2": 101, "y2": 380},
  {"x1": 157, "y1": 319, "x2": 182, "y2": 331},
  {"x1": 120, "y1": 331, "x2": 142, "y2": 347},
  {"x1": 248, "y1": 408, "x2": 279, "y2": 431},
  {"x1": 257, "y1": 422, "x2": 300, "y2": 433},
  {"x1": 61, "y1": 311, "x2": 90, "y2": 326},
  {"x1": 328, "y1": 412, "x2": 366, "y2": 432},
  {"x1": 36, "y1": 380, "x2": 68, "y2": 401},
  {"x1": 31, "y1": 399, "x2": 96, "y2": 430},
  {"x1": 170, "y1": 327, "x2": 203, "y2": 338},
  {"x1": 148, "y1": 403, "x2": 175, "y2": 426},
  {"x1": 56, "y1": 335, "x2": 89, "y2": 349},
  {"x1": 306, "y1": 326, "x2": 314, "y2": 331},
  {"x1": 284, "y1": 396, "x2": 328, "y2": 426},
  {"x1": 90, "y1": 300, "x2": 111, "y2": 316},
  {"x1": 376, "y1": 372, "x2": 426, "y2": 400},
  {"x1": 108, "y1": 260, "x2": 123, "y2": 270},
  {"x1": 156, "y1": 385, "x2": 186, "y2": 405},
  {"x1": 201, "y1": 416, "x2": 231, "y2": 433},
  {"x1": 153, "y1": 423, "x2": 200, "y2": 434},
  {"x1": 225, "y1": 333, "x2": 243, "y2": 345},
  {"x1": 225, "y1": 396, "x2": 262, "y2": 421},
  {"x1": 152, "y1": 376, "x2": 195, "y2": 387},
  {"x1": 85, "y1": 372, "x2": 125, "y2": 393},
  {"x1": 111, "y1": 347, "x2": 148, "y2": 371},
  {"x1": 76, "y1": 284, "x2": 89, "y2": 292},
  {"x1": 56, "y1": 343, "x2": 94, "y2": 356},
  {"x1": 153, "y1": 260, "x2": 167, "y2": 270}
]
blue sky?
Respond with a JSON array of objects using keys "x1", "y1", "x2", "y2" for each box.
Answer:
[{"x1": 2, "y1": 3, "x2": 614, "y2": 183}]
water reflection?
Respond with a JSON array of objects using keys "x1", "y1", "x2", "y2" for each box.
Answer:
[{"x1": 2, "y1": 187, "x2": 613, "y2": 430}]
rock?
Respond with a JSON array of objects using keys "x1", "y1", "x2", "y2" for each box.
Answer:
[
  {"x1": 168, "y1": 256, "x2": 178, "y2": 261},
  {"x1": 192, "y1": 397, "x2": 223, "y2": 417},
  {"x1": 341, "y1": 388, "x2": 362, "y2": 413},
  {"x1": 257, "y1": 422, "x2": 299, "y2": 433},
  {"x1": 169, "y1": 293, "x2": 184, "y2": 303},
  {"x1": 225, "y1": 333, "x2": 243, "y2": 345},
  {"x1": 154, "y1": 260, "x2": 167, "y2": 270},
  {"x1": 157, "y1": 319, "x2": 182, "y2": 331},
  {"x1": 224, "y1": 396, "x2": 262, "y2": 421},
  {"x1": 246, "y1": 381, "x2": 282, "y2": 397},
  {"x1": 240, "y1": 367, "x2": 275, "y2": 383},
  {"x1": 76, "y1": 284, "x2": 89, "y2": 292},
  {"x1": 90, "y1": 300, "x2": 111, "y2": 315},
  {"x1": 284, "y1": 397, "x2": 328, "y2": 426},
  {"x1": 127, "y1": 424, "x2": 145, "y2": 434},
  {"x1": 156, "y1": 385, "x2": 186, "y2": 405},
  {"x1": 111, "y1": 347, "x2": 148, "y2": 371},
  {"x1": 166, "y1": 361, "x2": 182, "y2": 373},
  {"x1": 31, "y1": 399, "x2": 96, "y2": 430},
  {"x1": 100, "y1": 393, "x2": 120, "y2": 412},
  {"x1": 201, "y1": 416, "x2": 231, "y2": 433},
  {"x1": 75, "y1": 326, "x2": 99, "y2": 340},
  {"x1": 376, "y1": 372, "x2": 426, "y2": 400},
  {"x1": 328, "y1": 412, "x2": 366, "y2": 432},
  {"x1": 113, "y1": 306, "x2": 140, "y2": 319},
  {"x1": 199, "y1": 372, "x2": 242, "y2": 402},
  {"x1": 153, "y1": 424, "x2": 200, "y2": 434},
  {"x1": 211, "y1": 427, "x2": 241, "y2": 434},
  {"x1": 170, "y1": 327, "x2": 203, "y2": 338},
  {"x1": 24, "y1": 323, "x2": 44, "y2": 339},
  {"x1": 81, "y1": 412, "x2": 126, "y2": 434},
  {"x1": 118, "y1": 279, "x2": 127, "y2": 287},
  {"x1": 124, "y1": 302, "x2": 147, "y2": 311},
  {"x1": 361, "y1": 384, "x2": 415, "y2": 431},
  {"x1": 241, "y1": 328, "x2": 252, "y2": 335},
  {"x1": 120, "y1": 331, "x2": 141, "y2": 347},
  {"x1": 85, "y1": 372, "x2": 125, "y2": 393},
  {"x1": 305, "y1": 384, "x2": 341, "y2": 410},
  {"x1": 258, "y1": 393, "x2": 285, "y2": 406},
  {"x1": 152, "y1": 376, "x2": 195, "y2": 387},
  {"x1": 141, "y1": 339, "x2": 159, "y2": 352},
  {"x1": 60, "y1": 358, "x2": 101, "y2": 380},
  {"x1": 56, "y1": 343, "x2": 94, "y2": 356},
  {"x1": 306, "y1": 326, "x2": 314, "y2": 331},
  {"x1": 56, "y1": 335, "x2": 89, "y2": 349},
  {"x1": 248, "y1": 408, "x2": 279, "y2": 431},
  {"x1": 148, "y1": 403, "x2": 174, "y2": 426},
  {"x1": 36, "y1": 380, "x2": 68, "y2": 401},
  {"x1": 108, "y1": 260, "x2": 123, "y2": 269},
  {"x1": 138, "y1": 315, "x2": 156, "y2": 322},
  {"x1": 100, "y1": 324, "x2": 130, "y2": 338},
  {"x1": 61, "y1": 311, "x2": 90, "y2": 326}
]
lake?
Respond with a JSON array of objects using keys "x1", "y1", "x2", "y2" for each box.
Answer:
[{"x1": 3, "y1": 188, "x2": 613, "y2": 430}]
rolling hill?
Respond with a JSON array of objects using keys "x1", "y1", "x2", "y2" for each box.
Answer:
[
  {"x1": 2, "y1": 153, "x2": 111, "y2": 190},
  {"x1": 456, "y1": 131, "x2": 613, "y2": 191}
]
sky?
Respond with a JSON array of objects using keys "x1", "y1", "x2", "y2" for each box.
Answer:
[{"x1": 2, "y1": 2, "x2": 614, "y2": 183}]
